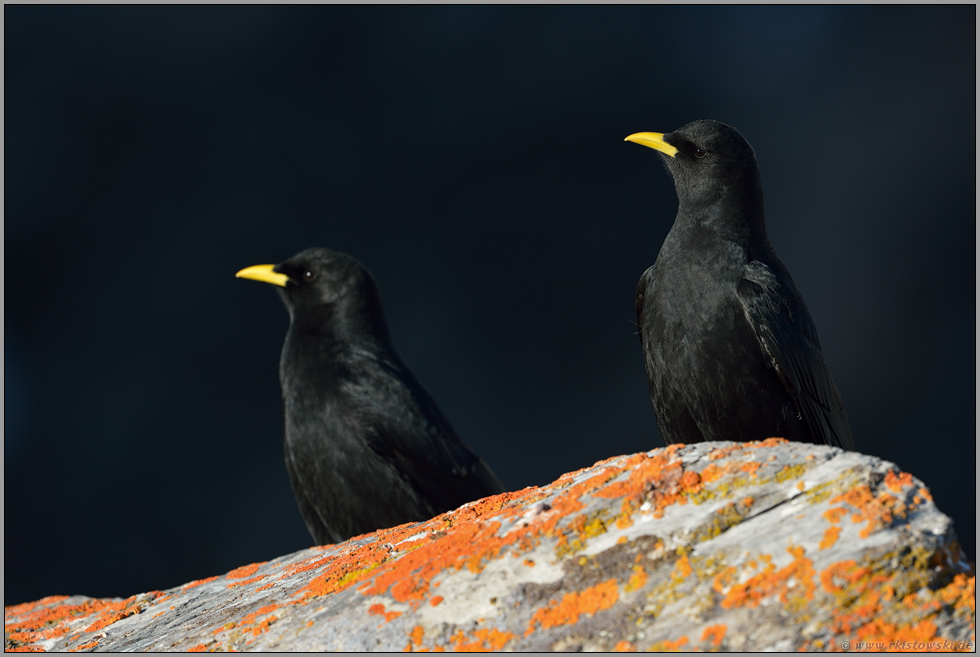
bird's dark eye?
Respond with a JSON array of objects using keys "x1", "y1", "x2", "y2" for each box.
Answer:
[
  {"x1": 695, "y1": 148, "x2": 707, "y2": 158},
  {"x1": 303, "y1": 270, "x2": 316, "y2": 282}
]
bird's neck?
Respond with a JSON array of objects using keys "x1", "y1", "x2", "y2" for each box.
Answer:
[
  {"x1": 677, "y1": 186, "x2": 768, "y2": 247},
  {"x1": 286, "y1": 302, "x2": 395, "y2": 363}
]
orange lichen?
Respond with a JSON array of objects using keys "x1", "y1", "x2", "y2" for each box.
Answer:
[
  {"x1": 7, "y1": 445, "x2": 969, "y2": 654},
  {"x1": 707, "y1": 444, "x2": 747, "y2": 461},
  {"x1": 279, "y1": 554, "x2": 336, "y2": 580},
  {"x1": 73, "y1": 640, "x2": 100, "y2": 651},
  {"x1": 816, "y1": 557, "x2": 966, "y2": 647},
  {"x1": 182, "y1": 576, "x2": 219, "y2": 590},
  {"x1": 448, "y1": 628, "x2": 515, "y2": 651},
  {"x1": 720, "y1": 545, "x2": 815, "y2": 610},
  {"x1": 613, "y1": 640, "x2": 637, "y2": 651},
  {"x1": 255, "y1": 582, "x2": 276, "y2": 593},
  {"x1": 593, "y1": 452, "x2": 704, "y2": 520},
  {"x1": 937, "y1": 574, "x2": 975, "y2": 614},
  {"x1": 187, "y1": 643, "x2": 208, "y2": 652},
  {"x1": 884, "y1": 470, "x2": 913, "y2": 493},
  {"x1": 820, "y1": 526, "x2": 842, "y2": 550},
  {"x1": 823, "y1": 507, "x2": 849, "y2": 524},
  {"x1": 700, "y1": 624, "x2": 727, "y2": 646},
  {"x1": 368, "y1": 603, "x2": 402, "y2": 623},
  {"x1": 525, "y1": 579, "x2": 619, "y2": 636},
  {"x1": 673, "y1": 555, "x2": 693, "y2": 580},
  {"x1": 917, "y1": 487, "x2": 932, "y2": 501},
  {"x1": 657, "y1": 636, "x2": 690, "y2": 651},
  {"x1": 293, "y1": 458, "x2": 670, "y2": 610},
  {"x1": 699, "y1": 463, "x2": 725, "y2": 484},
  {"x1": 227, "y1": 574, "x2": 266, "y2": 589},
  {"x1": 712, "y1": 566, "x2": 737, "y2": 593},
  {"x1": 226, "y1": 562, "x2": 264, "y2": 579},
  {"x1": 83, "y1": 596, "x2": 143, "y2": 633},
  {"x1": 615, "y1": 514, "x2": 633, "y2": 530},
  {"x1": 625, "y1": 565, "x2": 648, "y2": 593},
  {"x1": 831, "y1": 485, "x2": 908, "y2": 538}
]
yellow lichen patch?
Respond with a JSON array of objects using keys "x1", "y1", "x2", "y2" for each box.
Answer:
[
  {"x1": 720, "y1": 545, "x2": 815, "y2": 611},
  {"x1": 700, "y1": 624, "x2": 727, "y2": 646},
  {"x1": 448, "y1": 628, "x2": 515, "y2": 651},
  {"x1": 774, "y1": 463, "x2": 807, "y2": 483},
  {"x1": 820, "y1": 526, "x2": 842, "y2": 550},
  {"x1": 525, "y1": 579, "x2": 619, "y2": 636},
  {"x1": 625, "y1": 565, "x2": 648, "y2": 593}
]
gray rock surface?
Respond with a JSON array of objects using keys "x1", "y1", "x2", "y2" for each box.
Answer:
[{"x1": 5, "y1": 439, "x2": 975, "y2": 652}]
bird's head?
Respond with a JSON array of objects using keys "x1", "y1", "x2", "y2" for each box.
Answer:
[
  {"x1": 237, "y1": 247, "x2": 391, "y2": 344},
  {"x1": 626, "y1": 119, "x2": 766, "y2": 243}
]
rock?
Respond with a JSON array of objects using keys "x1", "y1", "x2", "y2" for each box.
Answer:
[{"x1": 5, "y1": 439, "x2": 975, "y2": 652}]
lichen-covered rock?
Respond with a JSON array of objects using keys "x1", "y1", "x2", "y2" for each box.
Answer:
[{"x1": 5, "y1": 439, "x2": 976, "y2": 652}]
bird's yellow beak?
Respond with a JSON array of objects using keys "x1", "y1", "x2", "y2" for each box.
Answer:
[
  {"x1": 624, "y1": 132, "x2": 678, "y2": 158},
  {"x1": 235, "y1": 264, "x2": 291, "y2": 287}
]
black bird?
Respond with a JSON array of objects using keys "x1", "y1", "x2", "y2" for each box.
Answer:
[
  {"x1": 237, "y1": 248, "x2": 505, "y2": 544},
  {"x1": 625, "y1": 120, "x2": 854, "y2": 450}
]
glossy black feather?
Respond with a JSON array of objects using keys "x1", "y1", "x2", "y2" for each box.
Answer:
[
  {"x1": 635, "y1": 120, "x2": 854, "y2": 450},
  {"x1": 271, "y1": 248, "x2": 505, "y2": 544}
]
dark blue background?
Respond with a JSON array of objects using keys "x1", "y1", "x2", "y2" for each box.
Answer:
[{"x1": 5, "y1": 6, "x2": 975, "y2": 605}]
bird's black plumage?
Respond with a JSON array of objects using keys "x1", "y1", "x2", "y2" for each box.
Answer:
[
  {"x1": 239, "y1": 248, "x2": 505, "y2": 545},
  {"x1": 628, "y1": 120, "x2": 854, "y2": 450}
]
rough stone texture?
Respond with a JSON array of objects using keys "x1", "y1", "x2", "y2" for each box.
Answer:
[{"x1": 5, "y1": 439, "x2": 976, "y2": 652}]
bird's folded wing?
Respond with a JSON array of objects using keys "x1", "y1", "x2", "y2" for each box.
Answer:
[
  {"x1": 737, "y1": 261, "x2": 855, "y2": 450},
  {"x1": 357, "y1": 357, "x2": 506, "y2": 511}
]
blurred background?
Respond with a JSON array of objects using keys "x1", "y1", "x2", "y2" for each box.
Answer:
[{"x1": 5, "y1": 6, "x2": 975, "y2": 605}]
